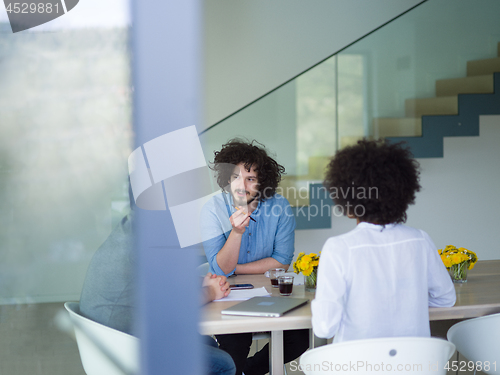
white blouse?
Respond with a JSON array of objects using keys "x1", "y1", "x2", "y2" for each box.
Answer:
[{"x1": 311, "y1": 222, "x2": 456, "y2": 342}]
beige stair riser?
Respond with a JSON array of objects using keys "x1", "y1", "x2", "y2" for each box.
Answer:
[
  {"x1": 340, "y1": 136, "x2": 363, "y2": 149},
  {"x1": 467, "y1": 57, "x2": 500, "y2": 76},
  {"x1": 436, "y1": 75, "x2": 494, "y2": 96},
  {"x1": 278, "y1": 178, "x2": 311, "y2": 207},
  {"x1": 373, "y1": 118, "x2": 422, "y2": 138},
  {"x1": 405, "y1": 96, "x2": 458, "y2": 117}
]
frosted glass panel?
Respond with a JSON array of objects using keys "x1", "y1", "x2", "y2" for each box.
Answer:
[
  {"x1": 0, "y1": 24, "x2": 132, "y2": 303},
  {"x1": 338, "y1": 54, "x2": 365, "y2": 148},
  {"x1": 296, "y1": 55, "x2": 337, "y2": 178}
]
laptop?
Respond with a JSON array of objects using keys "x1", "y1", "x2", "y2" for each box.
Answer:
[{"x1": 221, "y1": 296, "x2": 308, "y2": 318}]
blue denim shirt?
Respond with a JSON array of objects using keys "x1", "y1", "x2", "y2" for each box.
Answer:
[{"x1": 200, "y1": 192, "x2": 296, "y2": 276}]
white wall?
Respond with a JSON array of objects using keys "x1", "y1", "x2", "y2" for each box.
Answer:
[
  {"x1": 407, "y1": 115, "x2": 500, "y2": 260},
  {"x1": 203, "y1": 0, "x2": 424, "y2": 129},
  {"x1": 295, "y1": 115, "x2": 500, "y2": 261}
]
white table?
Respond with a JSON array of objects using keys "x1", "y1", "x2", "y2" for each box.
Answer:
[
  {"x1": 200, "y1": 274, "x2": 314, "y2": 375},
  {"x1": 429, "y1": 260, "x2": 500, "y2": 320},
  {"x1": 200, "y1": 260, "x2": 500, "y2": 375}
]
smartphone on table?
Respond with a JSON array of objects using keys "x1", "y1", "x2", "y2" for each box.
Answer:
[{"x1": 229, "y1": 284, "x2": 254, "y2": 290}]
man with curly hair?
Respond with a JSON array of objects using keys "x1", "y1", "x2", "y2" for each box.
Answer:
[
  {"x1": 311, "y1": 139, "x2": 456, "y2": 342},
  {"x1": 201, "y1": 138, "x2": 295, "y2": 276},
  {"x1": 200, "y1": 139, "x2": 308, "y2": 375}
]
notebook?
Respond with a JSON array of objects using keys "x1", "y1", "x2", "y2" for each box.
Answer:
[{"x1": 221, "y1": 296, "x2": 308, "y2": 318}]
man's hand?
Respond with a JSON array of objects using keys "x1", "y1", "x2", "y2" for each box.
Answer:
[
  {"x1": 215, "y1": 208, "x2": 251, "y2": 274},
  {"x1": 229, "y1": 209, "x2": 250, "y2": 234},
  {"x1": 202, "y1": 272, "x2": 231, "y2": 302}
]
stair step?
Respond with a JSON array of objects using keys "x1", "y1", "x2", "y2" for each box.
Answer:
[
  {"x1": 340, "y1": 136, "x2": 363, "y2": 149},
  {"x1": 467, "y1": 57, "x2": 500, "y2": 76},
  {"x1": 279, "y1": 177, "x2": 310, "y2": 207},
  {"x1": 307, "y1": 156, "x2": 330, "y2": 180},
  {"x1": 405, "y1": 96, "x2": 457, "y2": 117},
  {"x1": 373, "y1": 118, "x2": 421, "y2": 138},
  {"x1": 436, "y1": 74, "x2": 494, "y2": 96}
]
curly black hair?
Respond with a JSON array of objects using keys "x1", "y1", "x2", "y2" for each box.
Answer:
[
  {"x1": 211, "y1": 139, "x2": 285, "y2": 201},
  {"x1": 323, "y1": 139, "x2": 421, "y2": 224}
]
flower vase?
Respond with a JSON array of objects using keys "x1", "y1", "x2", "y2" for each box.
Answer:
[
  {"x1": 449, "y1": 262, "x2": 468, "y2": 283},
  {"x1": 305, "y1": 269, "x2": 317, "y2": 291}
]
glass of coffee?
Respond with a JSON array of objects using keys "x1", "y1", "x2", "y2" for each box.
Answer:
[
  {"x1": 278, "y1": 275, "x2": 294, "y2": 296},
  {"x1": 265, "y1": 268, "x2": 286, "y2": 288}
]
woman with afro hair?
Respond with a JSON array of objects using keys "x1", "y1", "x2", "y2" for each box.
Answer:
[{"x1": 311, "y1": 139, "x2": 456, "y2": 342}]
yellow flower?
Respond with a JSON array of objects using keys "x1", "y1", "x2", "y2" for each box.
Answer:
[
  {"x1": 293, "y1": 252, "x2": 321, "y2": 276},
  {"x1": 441, "y1": 255, "x2": 452, "y2": 268},
  {"x1": 452, "y1": 253, "x2": 466, "y2": 264},
  {"x1": 303, "y1": 265, "x2": 315, "y2": 276},
  {"x1": 298, "y1": 255, "x2": 310, "y2": 270},
  {"x1": 438, "y1": 245, "x2": 478, "y2": 270}
]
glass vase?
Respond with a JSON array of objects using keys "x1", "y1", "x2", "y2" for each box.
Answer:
[
  {"x1": 449, "y1": 262, "x2": 469, "y2": 283},
  {"x1": 305, "y1": 268, "x2": 317, "y2": 291}
]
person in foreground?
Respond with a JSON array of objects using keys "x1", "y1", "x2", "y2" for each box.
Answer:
[
  {"x1": 79, "y1": 212, "x2": 236, "y2": 375},
  {"x1": 201, "y1": 272, "x2": 236, "y2": 375},
  {"x1": 311, "y1": 139, "x2": 456, "y2": 342},
  {"x1": 200, "y1": 139, "x2": 308, "y2": 375}
]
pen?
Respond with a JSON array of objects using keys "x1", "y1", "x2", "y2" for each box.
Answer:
[{"x1": 232, "y1": 205, "x2": 257, "y2": 222}]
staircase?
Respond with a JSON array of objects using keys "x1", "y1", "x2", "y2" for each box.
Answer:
[
  {"x1": 376, "y1": 42, "x2": 500, "y2": 158},
  {"x1": 286, "y1": 43, "x2": 500, "y2": 229}
]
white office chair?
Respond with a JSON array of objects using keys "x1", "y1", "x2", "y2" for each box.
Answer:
[
  {"x1": 197, "y1": 262, "x2": 210, "y2": 277},
  {"x1": 300, "y1": 337, "x2": 455, "y2": 375},
  {"x1": 447, "y1": 313, "x2": 500, "y2": 375},
  {"x1": 64, "y1": 302, "x2": 140, "y2": 375}
]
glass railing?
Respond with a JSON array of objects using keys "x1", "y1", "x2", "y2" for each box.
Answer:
[{"x1": 200, "y1": 0, "x2": 500, "y2": 209}]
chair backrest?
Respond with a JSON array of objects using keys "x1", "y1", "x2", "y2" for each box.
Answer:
[
  {"x1": 64, "y1": 302, "x2": 139, "y2": 375},
  {"x1": 300, "y1": 337, "x2": 455, "y2": 375},
  {"x1": 447, "y1": 313, "x2": 500, "y2": 375}
]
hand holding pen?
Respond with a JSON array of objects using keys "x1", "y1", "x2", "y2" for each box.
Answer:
[
  {"x1": 229, "y1": 206, "x2": 251, "y2": 234},
  {"x1": 232, "y1": 205, "x2": 257, "y2": 222}
]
